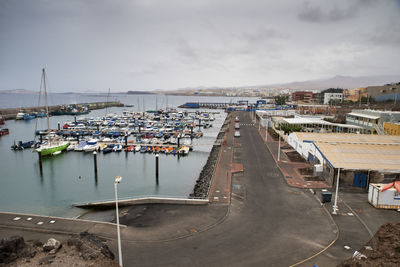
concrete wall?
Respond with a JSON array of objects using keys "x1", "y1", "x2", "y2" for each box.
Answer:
[{"x1": 74, "y1": 196, "x2": 209, "y2": 208}]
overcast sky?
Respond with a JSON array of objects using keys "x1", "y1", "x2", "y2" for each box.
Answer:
[{"x1": 0, "y1": 0, "x2": 399, "y2": 92}]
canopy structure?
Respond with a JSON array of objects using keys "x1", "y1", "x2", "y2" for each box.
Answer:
[{"x1": 292, "y1": 133, "x2": 400, "y2": 172}]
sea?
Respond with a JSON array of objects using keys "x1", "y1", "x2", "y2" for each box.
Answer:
[{"x1": 0, "y1": 93, "x2": 258, "y2": 218}]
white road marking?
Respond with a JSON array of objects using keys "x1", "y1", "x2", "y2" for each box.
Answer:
[
  {"x1": 13, "y1": 217, "x2": 21, "y2": 221},
  {"x1": 27, "y1": 217, "x2": 32, "y2": 221},
  {"x1": 37, "y1": 222, "x2": 44, "y2": 225}
]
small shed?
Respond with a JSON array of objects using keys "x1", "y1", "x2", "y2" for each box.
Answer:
[{"x1": 368, "y1": 182, "x2": 400, "y2": 209}]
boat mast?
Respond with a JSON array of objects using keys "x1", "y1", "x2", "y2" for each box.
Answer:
[
  {"x1": 43, "y1": 68, "x2": 50, "y2": 131},
  {"x1": 34, "y1": 69, "x2": 44, "y2": 140},
  {"x1": 105, "y1": 88, "x2": 110, "y2": 116}
]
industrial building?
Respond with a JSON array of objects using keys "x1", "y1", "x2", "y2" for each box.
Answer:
[
  {"x1": 366, "y1": 83, "x2": 400, "y2": 102},
  {"x1": 346, "y1": 109, "x2": 400, "y2": 134},
  {"x1": 287, "y1": 133, "x2": 400, "y2": 189}
]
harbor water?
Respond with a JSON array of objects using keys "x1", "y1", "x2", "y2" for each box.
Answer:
[{"x1": 0, "y1": 94, "x2": 257, "y2": 218}]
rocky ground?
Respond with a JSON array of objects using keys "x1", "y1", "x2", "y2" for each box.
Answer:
[
  {"x1": 0, "y1": 232, "x2": 119, "y2": 267},
  {"x1": 339, "y1": 222, "x2": 400, "y2": 267}
]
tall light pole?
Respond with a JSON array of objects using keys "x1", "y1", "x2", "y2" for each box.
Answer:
[
  {"x1": 332, "y1": 168, "x2": 340, "y2": 215},
  {"x1": 114, "y1": 176, "x2": 123, "y2": 267},
  {"x1": 277, "y1": 123, "x2": 281, "y2": 161}
]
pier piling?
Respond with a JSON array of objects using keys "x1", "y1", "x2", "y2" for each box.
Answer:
[
  {"x1": 155, "y1": 153, "x2": 159, "y2": 184},
  {"x1": 38, "y1": 153, "x2": 43, "y2": 175},
  {"x1": 74, "y1": 116, "x2": 77, "y2": 123},
  {"x1": 57, "y1": 122, "x2": 60, "y2": 130},
  {"x1": 93, "y1": 151, "x2": 98, "y2": 175},
  {"x1": 124, "y1": 135, "x2": 128, "y2": 146}
]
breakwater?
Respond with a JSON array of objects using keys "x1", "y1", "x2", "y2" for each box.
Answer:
[
  {"x1": 0, "y1": 101, "x2": 123, "y2": 120},
  {"x1": 190, "y1": 116, "x2": 228, "y2": 198}
]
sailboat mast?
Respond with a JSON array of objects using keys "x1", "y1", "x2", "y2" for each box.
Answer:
[
  {"x1": 43, "y1": 68, "x2": 50, "y2": 131},
  {"x1": 105, "y1": 88, "x2": 110, "y2": 116}
]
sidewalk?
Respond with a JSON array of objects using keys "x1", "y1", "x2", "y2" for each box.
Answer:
[
  {"x1": 208, "y1": 112, "x2": 243, "y2": 204},
  {"x1": 256, "y1": 123, "x2": 329, "y2": 189}
]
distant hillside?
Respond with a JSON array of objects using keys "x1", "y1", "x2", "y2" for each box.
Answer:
[
  {"x1": 267, "y1": 75, "x2": 400, "y2": 90},
  {"x1": 0, "y1": 89, "x2": 38, "y2": 94}
]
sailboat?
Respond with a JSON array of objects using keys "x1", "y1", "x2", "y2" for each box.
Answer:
[{"x1": 35, "y1": 68, "x2": 70, "y2": 156}]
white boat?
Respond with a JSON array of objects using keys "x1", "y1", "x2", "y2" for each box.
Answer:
[
  {"x1": 74, "y1": 141, "x2": 87, "y2": 151},
  {"x1": 135, "y1": 145, "x2": 141, "y2": 152},
  {"x1": 83, "y1": 139, "x2": 99, "y2": 152},
  {"x1": 113, "y1": 144, "x2": 122, "y2": 152},
  {"x1": 178, "y1": 146, "x2": 190, "y2": 155},
  {"x1": 67, "y1": 144, "x2": 76, "y2": 151},
  {"x1": 16, "y1": 112, "x2": 25, "y2": 120}
]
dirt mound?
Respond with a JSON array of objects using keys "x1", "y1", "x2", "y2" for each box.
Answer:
[
  {"x1": 2, "y1": 232, "x2": 119, "y2": 267},
  {"x1": 339, "y1": 222, "x2": 400, "y2": 267}
]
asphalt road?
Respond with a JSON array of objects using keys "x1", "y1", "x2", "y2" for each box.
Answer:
[{"x1": 118, "y1": 111, "x2": 336, "y2": 267}]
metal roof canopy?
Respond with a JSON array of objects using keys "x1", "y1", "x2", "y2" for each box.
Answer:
[
  {"x1": 295, "y1": 132, "x2": 400, "y2": 144},
  {"x1": 313, "y1": 141, "x2": 400, "y2": 173},
  {"x1": 347, "y1": 112, "x2": 380, "y2": 120},
  {"x1": 283, "y1": 118, "x2": 363, "y2": 129}
]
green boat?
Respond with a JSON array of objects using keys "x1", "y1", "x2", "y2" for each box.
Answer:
[{"x1": 36, "y1": 141, "x2": 70, "y2": 156}]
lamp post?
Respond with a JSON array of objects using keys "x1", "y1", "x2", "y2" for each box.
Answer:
[
  {"x1": 114, "y1": 176, "x2": 123, "y2": 267},
  {"x1": 277, "y1": 123, "x2": 281, "y2": 161},
  {"x1": 332, "y1": 168, "x2": 340, "y2": 215}
]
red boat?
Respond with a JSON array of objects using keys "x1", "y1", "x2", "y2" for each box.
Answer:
[
  {"x1": 0, "y1": 116, "x2": 5, "y2": 125},
  {"x1": 0, "y1": 128, "x2": 9, "y2": 136},
  {"x1": 124, "y1": 145, "x2": 134, "y2": 152}
]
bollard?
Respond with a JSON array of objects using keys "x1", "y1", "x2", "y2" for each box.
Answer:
[
  {"x1": 93, "y1": 151, "x2": 98, "y2": 175},
  {"x1": 177, "y1": 137, "x2": 180, "y2": 148},
  {"x1": 155, "y1": 153, "x2": 159, "y2": 184},
  {"x1": 124, "y1": 135, "x2": 128, "y2": 146},
  {"x1": 58, "y1": 122, "x2": 60, "y2": 130},
  {"x1": 74, "y1": 116, "x2": 77, "y2": 123}
]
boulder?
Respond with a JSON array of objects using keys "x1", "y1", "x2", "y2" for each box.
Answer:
[
  {"x1": 43, "y1": 238, "x2": 61, "y2": 253},
  {"x1": 0, "y1": 236, "x2": 25, "y2": 264}
]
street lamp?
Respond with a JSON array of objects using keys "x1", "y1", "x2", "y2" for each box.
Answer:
[
  {"x1": 332, "y1": 168, "x2": 340, "y2": 215},
  {"x1": 277, "y1": 123, "x2": 281, "y2": 161},
  {"x1": 114, "y1": 176, "x2": 123, "y2": 267}
]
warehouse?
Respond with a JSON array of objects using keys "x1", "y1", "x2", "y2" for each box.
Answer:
[{"x1": 287, "y1": 133, "x2": 400, "y2": 188}]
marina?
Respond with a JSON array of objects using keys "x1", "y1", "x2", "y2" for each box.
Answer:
[{"x1": 0, "y1": 94, "x2": 259, "y2": 219}]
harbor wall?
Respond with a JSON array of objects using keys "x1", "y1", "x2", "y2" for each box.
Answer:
[
  {"x1": 0, "y1": 101, "x2": 124, "y2": 120},
  {"x1": 73, "y1": 197, "x2": 209, "y2": 208},
  {"x1": 189, "y1": 113, "x2": 229, "y2": 198}
]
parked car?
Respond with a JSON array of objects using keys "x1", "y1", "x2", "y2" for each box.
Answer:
[
  {"x1": 235, "y1": 123, "x2": 240, "y2": 129},
  {"x1": 234, "y1": 131, "x2": 240, "y2": 137},
  {"x1": 235, "y1": 116, "x2": 239, "y2": 122}
]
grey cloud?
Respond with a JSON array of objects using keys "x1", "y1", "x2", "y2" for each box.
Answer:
[{"x1": 297, "y1": 0, "x2": 371, "y2": 23}]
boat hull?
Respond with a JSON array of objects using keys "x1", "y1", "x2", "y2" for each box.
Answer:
[{"x1": 37, "y1": 142, "x2": 70, "y2": 156}]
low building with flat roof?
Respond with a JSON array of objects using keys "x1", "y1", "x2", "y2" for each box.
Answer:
[
  {"x1": 287, "y1": 132, "x2": 400, "y2": 188},
  {"x1": 346, "y1": 109, "x2": 400, "y2": 134},
  {"x1": 282, "y1": 117, "x2": 364, "y2": 134}
]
